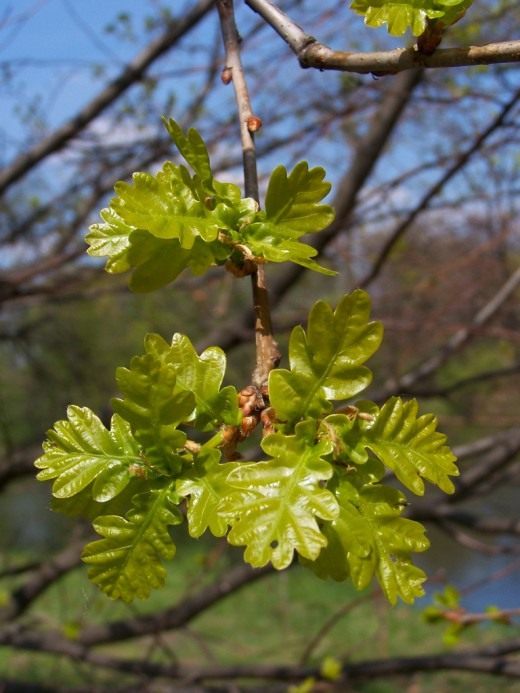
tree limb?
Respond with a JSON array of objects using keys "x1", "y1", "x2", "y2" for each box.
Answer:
[
  {"x1": 78, "y1": 562, "x2": 273, "y2": 646},
  {"x1": 245, "y1": 0, "x2": 520, "y2": 75},
  {"x1": 217, "y1": 0, "x2": 280, "y2": 389},
  {"x1": 360, "y1": 86, "x2": 520, "y2": 287},
  {"x1": 0, "y1": 0, "x2": 214, "y2": 196}
]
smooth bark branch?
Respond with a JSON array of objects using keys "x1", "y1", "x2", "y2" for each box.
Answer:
[
  {"x1": 0, "y1": 539, "x2": 84, "y2": 622},
  {"x1": 199, "y1": 68, "x2": 422, "y2": 355},
  {"x1": 361, "y1": 86, "x2": 520, "y2": 287},
  {"x1": 78, "y1": 562, "x2": 273, "y2": 646},
  {"x1": 379, "y1": 266, "x2": 520, "y2": 395},
  {"x1": 0, "y1": 0, "x2": 214, "y2": 196},
  {"x1": 245, "y1": 0, "x2": 520, "y2": 75},
  {"x1": 216, "y1": 0, "x2": 280, "y2": 388}
]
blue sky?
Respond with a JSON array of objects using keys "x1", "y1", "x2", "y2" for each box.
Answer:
[{"x1": 0, "y1": 1, "x2": 214, "y2": 156}]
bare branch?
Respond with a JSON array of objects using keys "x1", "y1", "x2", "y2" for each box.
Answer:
[
  {"x1": 0, "y1": 537, "x2": 84, "y2": 621},
  {"x1": 360, "y1": 86, "x2": 520, "y2": 287},
  {"x1": 410, "y1": 363, "x2": 520, "y2": 398},
  {"x1": 245, "y1": 0, "x2": 520, "y2": 75},
  {"x1": 415, "y1": 506, "x2": 520, "y2": 537},
  {"x1": 78, "y1": 562, "x2": 273, "y2": 646},
  {"x1": 376, "y1": 266, "x2": 520, "y2": 397},
  {"x1": 0, "y1": 0, "x2": 214, "y2": 196},
  {"x1": 217, "y1": 0, "x2": 280, "y2": 389}
]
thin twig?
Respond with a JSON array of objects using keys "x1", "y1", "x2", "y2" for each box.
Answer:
[
  {"x1": 0, "y1": 0, "x2": 215, "y2": 196},
  {"x1": 299, "y1": 590, "x2": 378, "y2": 665},
  {"x1": 216, "y1": 0, "x2": 280, "y2": 388},
  {"x1": 78, "y1": 562, "x2": 274, "y2": 646},
  {"x1": 374, "y1": 266, "x2": 520, "y2": 397},
  {"x1": 360, "y1": 87, "x2": 520, "y2": 288},
  {"x1": 0, "y1": 537, "x2": 85, "y2": 621}
]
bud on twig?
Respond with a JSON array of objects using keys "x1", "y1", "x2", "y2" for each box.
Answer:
[
  {"x1": 246, "y1": 115, "x2": 262, "y2": 133},
  {"x1": 221, "y1": 66, "x2": 233, "y2": 84}
]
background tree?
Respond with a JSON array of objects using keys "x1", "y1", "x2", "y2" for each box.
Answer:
[{"x1": 0, "y1": 0, "x2": 519, "y2": 689}]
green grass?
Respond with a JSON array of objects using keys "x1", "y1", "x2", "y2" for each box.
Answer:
[{"x1": 1, "y1": 536, "x2": 518, "y2": 690}]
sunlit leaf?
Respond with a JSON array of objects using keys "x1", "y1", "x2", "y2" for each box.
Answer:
[
  {"x1": 350, "y1": 0, "x2": 474, "y2": 37},
  {"x1": 364, "y1": 397, "x2": 459, "y2": 495},
  {"x1": 163, "y1": 116, "x2": 212, "y2": 184},
  {"x1": 242, "y1": 162, "x2": 336, "y2": 274},
  {"x1": 82, "y1": 481, "x2": 181, "y2": 602},
  {"x1": 219, "y1": 422, "x2": 339, "y2": 569},
  {"x1": 112, "y1": 337, "x2": 195, "y2": 473},
  {"x1": 35, "y1": 407, "x2": 140, "y2": 501},
  {"x1": 307, "y1": 469, "x2": 429, "y2": 604},
  {"x1": 177, "y1": 448, "x2": 239, "y2": 538},
  {"x1": 269, "y1": 291, "x2": 383, "y2": 424}
]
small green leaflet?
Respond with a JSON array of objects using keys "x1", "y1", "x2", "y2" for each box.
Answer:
[
  {"x1": 162, "y1": 117, "x2": 213, "y2": 186},
  {"x1": 114, "y1": 332, "x2": 239, "y2": 435},
  {"x1": 112, "y1": 340, "x2": 194, "y2": 474},
  {"x1": 319, "y1": 397, "x2": 458, "y2": 495},
  {"x1": 219, "y1": 422, "x2": 339, "y2": 569},
  {"x1": 35, "y1": 406, "x2": 140, "y2": 501},
  {"x1": 350, "y1": 0, "x2": 474, "y2": 36},
  {"x1": 306, "y1": 466, "x2": 429, "y2": 604},
  {"x1": 363, "y1": 396, "x2": 459, "y2": 495},
  {"x1": 82, "y1": 481, "x2": 181, "y2": 602},
  {"x1": 177, "y1": 447, "x2": 240, "y2": 538},
  {"x1": 242, "y1": 162, "x2": 336, "y2": 275},
  {"x1": 167, "y1": 333, "x2": 241, "y2": 429},
  {"x1": 269, "y1": 290, "x2": 383, "y2": 424},
  {"x1": 87, "y1": 120, "x2": 336, "y2": 288}
]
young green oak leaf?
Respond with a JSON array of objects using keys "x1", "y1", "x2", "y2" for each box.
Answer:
[
  {"x1": 350, "y1": 0, "x2": 473, "y2": 37},
  {"x1": 162, "y1": 116, "x2": 213, "y2": 186},
  {"x1": 167, "y1": 333, "x2": 241, "y2": 429},
  {"x1": 86, "y1": 118, "x2": 257, "y2": 292},
  {"x1": 35, "y1": 406, "x2": 141, "y2": 502},
  {"x1": 318, "y1": 402, "x2": 380, "y2": 466},
  {"x1": 269, "y1": 290, "x2": 383, "y2": 424},
  {"x1": 118, "y1": 332, "x2": 240, "y2": 433},
  {"x1": 363, "y1": 396, "x2": 459, "y2": 495},
  {"x1": 241, "y1": 162, "x2": 336, "y2": 275},
  {"x1": 219, "y1": 422, "x2": 339, "y2": 569},
  {"x1": 177, "y1": 447, "x2": 240, "y2": 538},
  {"x1": 112, "y1": 341, "x2": 195, "y2": 474},
  {"x1": 82, "y1": 481, "x2": 181, "y2": 602},
  {"x1": 307, "y1": 468, "x2": 429, "y2": 604}
]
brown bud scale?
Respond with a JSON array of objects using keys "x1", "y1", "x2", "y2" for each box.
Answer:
[
  {"x1": 246, "y1": 115, "x2": 262, "y2": 133},
  {"x1": 221, "y1": 67, "x2": 233, "y2": 85}
]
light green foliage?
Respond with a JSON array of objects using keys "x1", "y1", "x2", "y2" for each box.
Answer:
[
  {"x1": 35, "y1": 407, "x2": 140, "y2": 501},
  {"x1": 177, "y1": 448, "x2": 239, "y2": 538},
  {"x1": 82, "y1": 482, "x2": 181, "y2": 601},
  {"x1": 241, "y1": 162, "x2": 336, "y2": 275},
  {"x1": 112, "y1": 336, "x2": 194, "y2": 473},
  {"x1": 305, "y1": 463, "x2": 430, "y2": 604},
  {"x1": 166, "y1": 333, "x2": 241, "y2": 430},
  {"x1": 86, "y1": 120, "x2": 335, "y2": 290},
  {"x1": 350, "y1": 0, "x2": 474, "y2": 36},
  {"x1": 320, "y1": 656, "x2": 343, "y2": 681},
  {"x1": 423, "y1": 585, "x2": 466, "y2": 644},
  {"x1": 269, "y1": 290, "x2": 383, "y2": 425},
  {"x1": 219, "y1": 422, "x2": 339, "y2": 569},
  {"x1": 37, "y1": 114, "x2": 459, "y2": 605},
  {"x1": 112, "y1": 332, "x2": 240, "y2": 471},
  {"x1": 363, "y1": 396, "x2": 459, "y2": 495}
]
